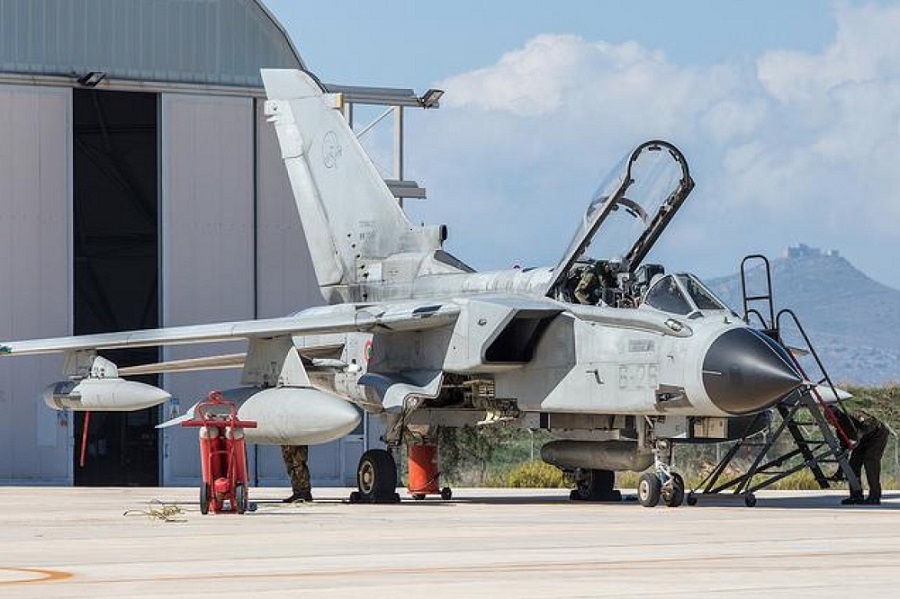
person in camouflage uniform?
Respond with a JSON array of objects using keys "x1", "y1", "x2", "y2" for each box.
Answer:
[
  {"x1": 281, "y1": 444, "x2": 312, "y2": 502},
  {"x1": 831, "y1": 407, "x2": 889, "y2": 505}
]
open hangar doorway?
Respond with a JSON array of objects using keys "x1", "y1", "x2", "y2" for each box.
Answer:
[{"x1": 72, "y1": 88, "x2": 160, "y2": 486}]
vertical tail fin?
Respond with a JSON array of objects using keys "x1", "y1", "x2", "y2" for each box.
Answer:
[{"x1": 262, "y1": 69, "x2": 440, "y2": 302}]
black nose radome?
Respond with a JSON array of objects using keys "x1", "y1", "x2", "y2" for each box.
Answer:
[{"x1": 702, "y1": 328, "x2": 802, "y2": 415}]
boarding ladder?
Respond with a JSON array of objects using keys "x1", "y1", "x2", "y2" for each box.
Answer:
[{"x1": 688, "y1": 255, "x2": 862, "y2": 506}]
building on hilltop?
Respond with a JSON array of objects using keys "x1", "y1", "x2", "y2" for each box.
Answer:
[{"x1": 785, "y1": 244, "x2": 840, "y2": 259}]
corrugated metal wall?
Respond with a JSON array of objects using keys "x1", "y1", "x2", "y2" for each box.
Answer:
[{"x1": 0, "y1": 0, "x2": 303, "y2": 87}]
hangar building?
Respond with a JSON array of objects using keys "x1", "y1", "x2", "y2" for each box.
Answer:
[{"x1": 0, "y1": 0, "x2": 392, "y2": 487}]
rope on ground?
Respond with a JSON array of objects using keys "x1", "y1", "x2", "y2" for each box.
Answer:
[{"x1": 123, "y1": 499, "x2": 187, "y2": 523}]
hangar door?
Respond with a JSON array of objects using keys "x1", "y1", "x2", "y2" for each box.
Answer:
[
  {"x1": 0, "y1": 85, "x2": 71, "y2": 483},
  {"x1": 72, "y1": 89, "x2": 160, "y2": 486},
  {"x1": 159, "y1": 93, "x2": 255, "y2": 486}
]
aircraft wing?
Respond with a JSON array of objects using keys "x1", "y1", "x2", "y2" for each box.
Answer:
[{"x1": 0, "y1": 302, "x2": 460, "y2": 357}]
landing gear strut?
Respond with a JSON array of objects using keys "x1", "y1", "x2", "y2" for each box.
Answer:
[
  {"x1": 638, "y1": 439, "x2": 685, "y2": 508},
  {"x1": 349, "y1": 449, "x2": 400, "y2": 503},
  {"x1": 569, "y1": 469, "x2": 622, "y2": 502}
]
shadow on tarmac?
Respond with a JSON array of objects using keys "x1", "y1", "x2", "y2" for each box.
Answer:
[{"x1": 245, "y1": 489, "x2": 900, "y2": 510}]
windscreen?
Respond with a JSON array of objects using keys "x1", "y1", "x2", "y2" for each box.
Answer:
[
  {"x1": 676, "y1": 274, "x2": 728, "y2": 311},
  {"x1": 644, "y1": 274, "x2": 692, "y2": 315}
]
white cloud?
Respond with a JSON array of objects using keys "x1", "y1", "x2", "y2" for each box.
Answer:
[
  {"x1": 409, "y1": 4, "x2": 900, "y2": 288},
  {"x1": 757, "y1": 3, "x2": 900, "y2": 105},
  {"x1": 439, "y1": 33, "x2": 744, "y2": 139}
]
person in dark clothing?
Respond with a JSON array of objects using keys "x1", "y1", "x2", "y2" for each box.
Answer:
[
  {"x1": 281, "y1": 444, "x2": 312, "y2": 502},
  {"x1": 831, "y1": 407, "x2": 889, "y2": 505}
]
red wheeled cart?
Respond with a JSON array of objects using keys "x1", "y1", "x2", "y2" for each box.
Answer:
[{"x1": 181, "y1": 390, "x2": 257, "y2": 514}]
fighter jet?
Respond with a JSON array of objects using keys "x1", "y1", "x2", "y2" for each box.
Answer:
[{"x1": 0, "y1": 69, "x2": 804, "y2": 507}]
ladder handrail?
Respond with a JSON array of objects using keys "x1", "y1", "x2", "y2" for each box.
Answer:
[
  {"x1": 775, "y1": 308, "x2": 854, "y2": 448},
  {"x1": 740, "y1": 254, "x2": 775, "y2": 330}
]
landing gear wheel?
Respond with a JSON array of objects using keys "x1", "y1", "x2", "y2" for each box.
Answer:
[
  {"x1": 440, "y1": 487, "x2": 453, "y2": 501},
  {"x1": 235, "y1": 483, "x2": 247, "y2": 514},
  {"x1": 744, "y1": 493, "x2": 757, "y2": 508},
  {"x1": 356, "y1": 449, "x2": 398, "y2": 502},
  {"x1": 638, "y1": 473, "x2": 661, "y2": 508},
  {"x1": 571, "y1": 469, "x2": 620, "y2": 502},
  {"x1": 687, "y1": 492, "x2": 697, "y2": 506},
  {"x1": 662, "y1": 473, "x2": 685, "y2": 508},
  {"x1": 200, "y1": 483, "x2": 210, "y2": 515}
]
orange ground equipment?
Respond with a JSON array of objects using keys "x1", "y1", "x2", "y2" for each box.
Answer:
[
  {"x1": 181, "y1": 390, "x2": 257, "y2": 514},
  {"x1": 407, "y1": 442, "x2": 452, "y2": 500}
]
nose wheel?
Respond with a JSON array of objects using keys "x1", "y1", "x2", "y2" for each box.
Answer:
[
  {"x1": 638, "y1": 470, "x2": 684, "y2": 507},
  {"x1": 637, "y1": 472, "x2": 661, "y2": 507},
  {"x1": 638, "y1": 440, "x2": 685, "y2": 508},
  {"x1": 661, "y1": 472, "x2": 685, "y2": 507}
]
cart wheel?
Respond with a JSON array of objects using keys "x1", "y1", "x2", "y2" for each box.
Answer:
[
  {"x1": 412, "y1": 493, "x2": 426, "y2": 501},
  {"x1": 200, "y1": 483, "x2": 210, "y2": 515},
  {"x1": 356, "y1": 449, "x2": 398, "y2": 502},
  {"x1": 235, "y1": 483, "x2": 247, "y2": 514},
  {"x1": 744, "y1": 493, "x2": 757, "y2": 508},
  {"x1": 441, "y1": 487, "x2": 453, "y2": 500},
  {"x1": 687, "y1": 492, "x2": 698, "y2": 506}
]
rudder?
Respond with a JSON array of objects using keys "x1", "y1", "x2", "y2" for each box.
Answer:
[{"x1": 262, "y1": 69, "x2": 439, "y2": 302}]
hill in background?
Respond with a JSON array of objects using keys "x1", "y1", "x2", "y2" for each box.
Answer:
[{"x1": 705, "y1": 244, "x2": 900, "y2": 386}]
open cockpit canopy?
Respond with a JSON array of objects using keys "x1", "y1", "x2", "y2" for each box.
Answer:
[{"x1": 545, "y1": 140, "x2": 694, "y2": 298}]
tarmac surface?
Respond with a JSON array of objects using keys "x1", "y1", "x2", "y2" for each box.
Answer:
[{"x1": 0, "y1": 486, "x2": 897, "y2": 598}]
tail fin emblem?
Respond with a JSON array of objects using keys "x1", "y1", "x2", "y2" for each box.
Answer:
[{"x1": 323, "y1": 131, "x2": 343, "y2": 168}]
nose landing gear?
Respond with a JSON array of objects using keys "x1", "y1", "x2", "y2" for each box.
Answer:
[{"x1": 638, "y1": 439, "x2": 685, "y2": 508}]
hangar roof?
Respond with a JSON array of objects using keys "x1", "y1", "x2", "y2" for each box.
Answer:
[{"x1": 0, "y1": 0, "x2": 304, "y2": 88}]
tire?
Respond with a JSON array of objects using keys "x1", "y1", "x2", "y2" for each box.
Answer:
[
  {"x1": 235, "y1": 483, "x2": 247, "y2": 514},
  {"x1": 573, "y1": 469, "x2": 615, "y2": 501},
  {"x1": 744, "y1": 493, "x2": 757, "y2": 508},
  {"x1": 638, "y1": 472, "x2": 661, "y2": 508},
  {"x1": 662, "y1": 473, "x2": 685, "y2": 508},
  {"x1": 412, "y1": 493, "x2": 426, "y2": 501},
  {"x1": 687, "y1": 492, "x2": 698, "y2": 506},
  {"x1": 440, "y1": 487, "x2": 453, "y2": 501},
  {"x1": 357, "y1": 449, "x2": 398, "y2": 501},
  {"x1": 200, "y1": 483, "x2": 210, "y2": 515}
]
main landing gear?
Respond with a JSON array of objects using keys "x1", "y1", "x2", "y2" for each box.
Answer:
[
  {"x1": 638, "y1": 440, "x2": 685, "y2": 508},
  {"x1": 569, "y1": 469, "x2": 622, "y2": 502},
  {"x1": 349, "y1": 441, "x2": 454, "y2": 503},
  {"x1": 349, "y1": 449, "x2": 401, "y2": 503}
]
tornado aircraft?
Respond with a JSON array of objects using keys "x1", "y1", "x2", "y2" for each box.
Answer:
[{"x1": 0, "y1": 69, "x2": 804, "y2": 507}]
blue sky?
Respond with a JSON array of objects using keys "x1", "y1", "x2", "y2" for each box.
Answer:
[{"x1": 263, "y1": 1, "x2": 900, "y2": 289}]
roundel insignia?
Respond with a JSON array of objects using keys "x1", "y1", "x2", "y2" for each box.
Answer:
[
  {"x1": 364, "y1": 339, "x2": 374, "y2": 363},
  {"x1": 323, "y1": 131, "x2": 342, "y2": 168}
]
